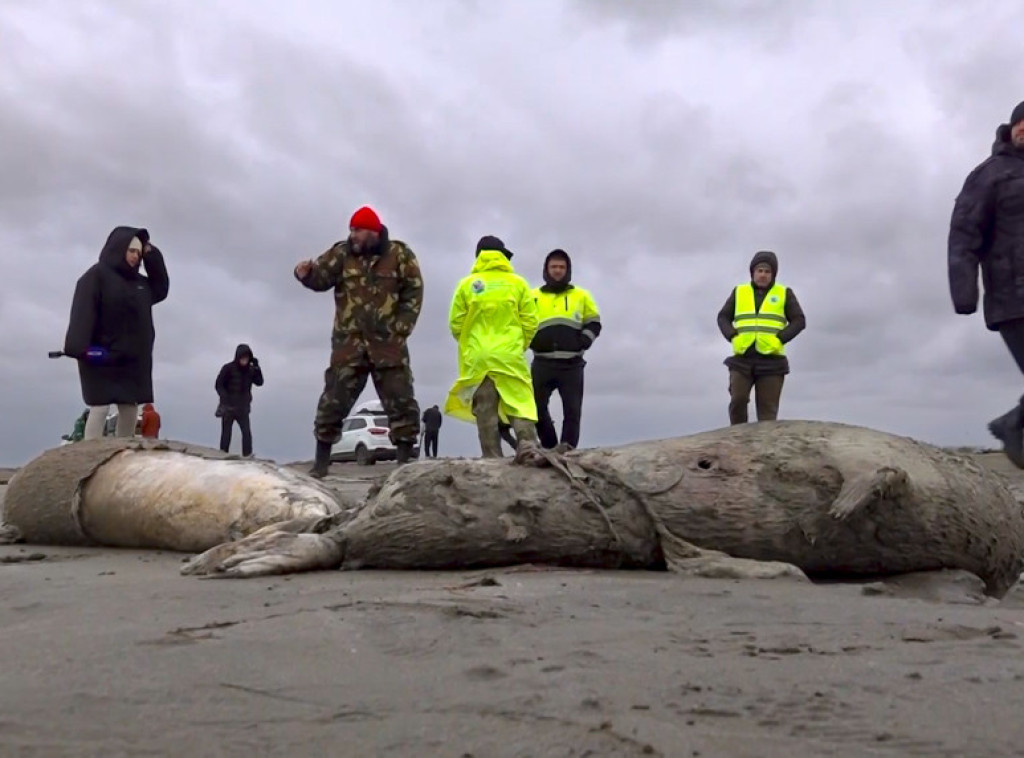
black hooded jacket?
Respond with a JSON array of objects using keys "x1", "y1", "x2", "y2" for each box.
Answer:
[
  {"x1": 64, "y1": 226, "x2": 170, "y2": 405},
  {"x1": 716, "y1": 251, "x2": 806, "y2": 375},
  {"x1": 540, "y1": 249, "x2": 573, "y2": 294},
  {"x1": 948, "y1": 123, "x2": 1024, "y2": 330},
  {"x1": 215, "y1": 343, "x2": 264, "y2": 412}
]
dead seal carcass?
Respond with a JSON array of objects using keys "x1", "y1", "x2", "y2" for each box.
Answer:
[
  {"x1": 183, "y1": 420, "x2": 1024, "y2": 597},
  {"x1": 1, "y1": 438, "x2": 349, "y2": 552}
]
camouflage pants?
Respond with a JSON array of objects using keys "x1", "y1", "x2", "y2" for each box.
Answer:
[
  {"x1": 472, "y1": 376, "x2": 537, "y2": 458},
  {"x1": 314, "y1": 352, "x2": 420, "y2": 445}
]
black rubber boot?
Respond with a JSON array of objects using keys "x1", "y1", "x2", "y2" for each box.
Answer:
[
  {"x1": 988, "y1": 404, "x2": 1024, "y2": 469},
  {"x1": 309, "y1": 440, "x2": 333, "y2": 479},
  {"x1": 499, "y1": 423, "x2": 518, "y2": 451},
  {"x1": 396, "y1": 441, "x2": 415, "y2": 465}
]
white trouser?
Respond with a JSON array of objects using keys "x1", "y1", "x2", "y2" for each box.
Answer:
[{"x1": 83, "y1": 404, "x2": 138, "y2": 440}]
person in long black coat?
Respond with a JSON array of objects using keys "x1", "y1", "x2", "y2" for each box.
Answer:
[{"x1": 63, "y1": 226, "x2": 169, "y2": 440}]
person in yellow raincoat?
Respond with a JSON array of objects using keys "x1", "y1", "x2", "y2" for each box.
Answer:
[{"x1": 445, "y1": 235, "x2": 541, "y2": 459}]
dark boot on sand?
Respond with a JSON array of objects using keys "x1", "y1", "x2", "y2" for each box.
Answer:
[
  {"x1": 309, "y1": 440, "x2": 333, "y2": 479},
  {"x1": 396, "y1": 441, "x2": 415, "y2": 465},
  {"x1": 988, "y1": 405, "x2": 1024, "y2": 469}
]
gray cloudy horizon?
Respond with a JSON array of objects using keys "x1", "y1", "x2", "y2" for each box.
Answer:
[{"x1": 2, "y1": 0, "x2": 1022, "y2": 467}]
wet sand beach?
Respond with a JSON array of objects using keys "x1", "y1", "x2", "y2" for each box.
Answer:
[{"x1": 3, "y1": 455, "x2": 1024, "y2": 756}]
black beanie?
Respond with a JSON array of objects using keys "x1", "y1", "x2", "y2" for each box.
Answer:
[
  {"x1": 475, "y1": 235, "x2": 513, "y2": 260},
  {"x1": 1011, "y1": 101, "x2": 1024, "y2": 128}
]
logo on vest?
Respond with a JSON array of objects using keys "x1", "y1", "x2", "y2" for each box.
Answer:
[
  {"x1": 768, "y1": 295, "x2": 779, "y2": 304},
  {"x1": 471, "y1": 279, "x2": 485, "y2": 294}
]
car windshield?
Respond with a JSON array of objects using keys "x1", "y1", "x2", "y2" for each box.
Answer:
[{"x1": 373, "y1": 417, "x2": 389, "y2": 428}]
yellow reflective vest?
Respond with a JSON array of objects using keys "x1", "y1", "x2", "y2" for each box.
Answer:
[
  {"x1": 731, "y1": 282, "x2": 788, "y2": 356},
  {"x1": 445, "y1": 251, "x2": 539, "y2": 424}
]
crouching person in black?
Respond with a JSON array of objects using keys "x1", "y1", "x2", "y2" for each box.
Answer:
[{"x1": 215, "y1": 343, "x2": 264, "y2": 457}]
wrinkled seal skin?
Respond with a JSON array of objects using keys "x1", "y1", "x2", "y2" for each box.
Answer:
[
  {"x1": 1, "y1": 438, "x2": 348, "y2": 553},
  {"x1": 184, "y1": 421, "x2": 1024, "y2": 598}
]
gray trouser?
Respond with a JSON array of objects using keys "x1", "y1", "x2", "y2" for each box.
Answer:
[
  {"x1": 83, "y1": 404, "x2": 138, "y2": 441},
  {"x1": 728, "y1": 371, "x2": 784, "y2": 425},
  {"x1": 471, "y1": 377, "x2": 537, "y2": 458}
]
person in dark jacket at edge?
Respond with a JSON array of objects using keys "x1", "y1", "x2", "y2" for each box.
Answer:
[
  {"x1": 949, "y1": 100, "x2": 1024, "y2": 467},
  {"x1": 528, "y1": 249, "x2": 602, "y2": 451},
  {"x1": 717, "y1": 250, "x2": 806, "y2": 425},
  {"x1": 63, "y1": 226, "x2": 169, "y2": 440},
  {"x1": 421, "y1": 404, "x2": 442, "y2": 458},
  {"x1": 215, "y1": 344, "x2": 264, "y2": 458}
]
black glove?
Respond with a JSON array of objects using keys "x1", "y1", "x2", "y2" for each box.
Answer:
[{"x1": 250, "y1": 356, "x2": 260, "y2": 367}]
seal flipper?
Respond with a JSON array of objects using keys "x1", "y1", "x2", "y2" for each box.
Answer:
[
  {"x1": 182, "y1": 529, "x2": 344, "y2": 578},
  {"x1": 829, "y1": 466, "x2": 911, "y2": 520}
]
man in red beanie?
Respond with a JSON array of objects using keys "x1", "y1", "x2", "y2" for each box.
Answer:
[{"x1": 294, "y1": 204, "x2": 424, "y2": 476}]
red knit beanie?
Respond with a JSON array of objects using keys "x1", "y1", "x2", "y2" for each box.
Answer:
[{"x1": 349, "y1": 206, "x2": 382, "y2": 233}]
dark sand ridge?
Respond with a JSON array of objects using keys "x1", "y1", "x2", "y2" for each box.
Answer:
[{"x1": 3, "y1": 447, "x2": 1024, "y2": 755}]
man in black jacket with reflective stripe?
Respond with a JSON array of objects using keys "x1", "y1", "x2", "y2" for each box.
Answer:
[
  {"x1": 529, "y1": 249, "x2": 602, "y2": 451},
  {"x1": 949, "y1": 100, "x2": 1024, "y2": 467}
]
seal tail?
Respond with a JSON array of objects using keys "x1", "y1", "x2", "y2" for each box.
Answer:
[{"x1": 829, "y1": 466, "x2": 911, "y2": 521}]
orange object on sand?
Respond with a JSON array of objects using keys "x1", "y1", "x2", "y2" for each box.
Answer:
[{"x1": 140, "y1": 403, "x2": 161, "y2": 438}]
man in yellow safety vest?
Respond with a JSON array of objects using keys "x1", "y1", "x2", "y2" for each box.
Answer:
[{"x1": 716, "y1": 250, "x2": 806, "y2": 425}]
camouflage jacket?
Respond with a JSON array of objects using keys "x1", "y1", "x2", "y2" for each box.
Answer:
[{"x1": 297, "y1": 227, "x2": 423, "y2": 367}]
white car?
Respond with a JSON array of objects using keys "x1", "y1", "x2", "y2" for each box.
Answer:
[{"x1": 331, "y1": 405, "x2": 420, "y2": 465}]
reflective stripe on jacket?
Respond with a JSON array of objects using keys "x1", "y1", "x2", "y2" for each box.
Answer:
[
  {"x1": 731, "y1": 282, "x2": 788, "y2": 356},
  {"x1": 529, "y1": 286, "x2": 601, "y2": 360}
]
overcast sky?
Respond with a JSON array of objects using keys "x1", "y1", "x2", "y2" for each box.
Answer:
[{"x1": 2, "y1": 0, "x2": 1022, "y2": 466}]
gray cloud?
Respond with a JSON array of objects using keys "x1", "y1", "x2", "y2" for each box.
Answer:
[
  {"x1": 3, "y1": 0, "x2": 1024, "y2": 467},
  {"x1": 564, "y1": 0, "x2": 803, "y2": 47}
]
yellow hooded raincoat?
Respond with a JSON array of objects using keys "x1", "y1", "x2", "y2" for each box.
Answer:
[{"x1": 445, "y1": 250, "x2": 539, "y2": 424}]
